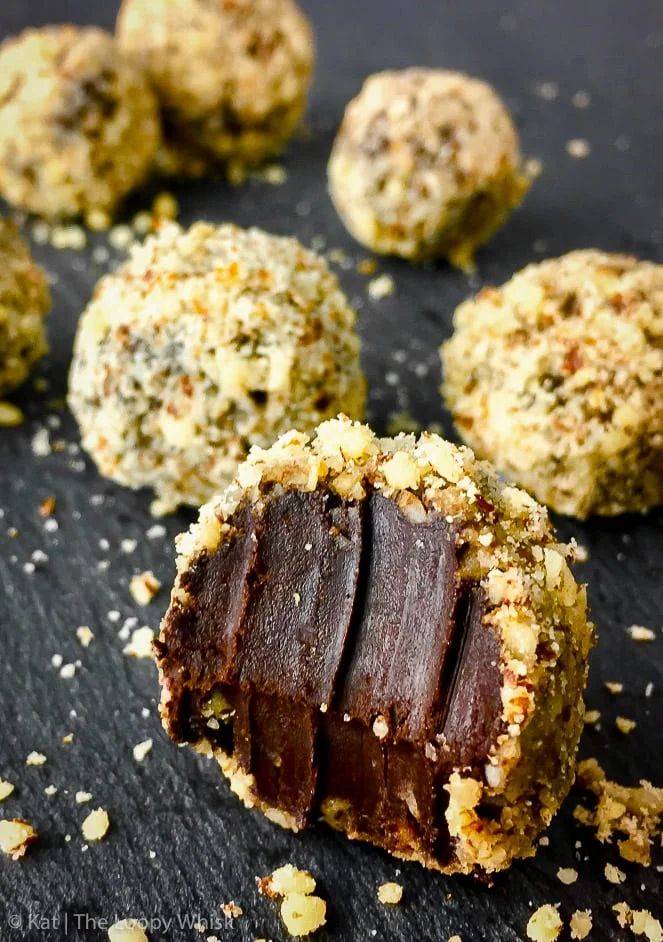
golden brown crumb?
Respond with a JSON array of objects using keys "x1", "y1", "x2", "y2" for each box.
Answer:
[
  {"x1": 39, "y1": 496, "x2": 56, "y2": 517},
  {"x1": 81, "y1": 807, "x2": 110, "y2": 841},
  {"x1": 583, "y1": 709, "x2": 601, "y2": 726},
  {"x1": 616, "y1": 716, "x2": 637, "y2": 734},
  {"x1": 526, "y1": 904, "x2": 563, "y2": 941},
  {"x1": 575, "y1": 758, "x2": 663, "y2": 865},
  {"x1": 220, "y1": 901, "x2": 243, "y2": 919},
  {"x1": 605, "y1": 681, "x2": 624, "y2": 695},
  {"x1": 129, "y1": 571, "x2": 161, "y2": 606},
  {"x1": 377, "y1": 882, "x2": 403, "y2": 905},
  {"x1": 0, "y1": 818, "x2": 38, "y2": 859},
  {"x1": 569, "y1": 910, "x2": 592, "y2": 940},
  {"x1": 357, "y1": 257, "x2": 378, "y2": 275}
]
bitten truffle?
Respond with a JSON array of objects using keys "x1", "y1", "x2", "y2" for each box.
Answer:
[
  {"x1": 116, "y1": 0, "x2": 314, "y2": 182},
  {"x1": 0, "y1": 26, "x2": 160, "y2": 221},
  {"x1": 156, "y1": 416, "x2": 593, "y2": 875},
  {"x1": 328, "y1": 69, "x2": 529, "y2": 269},
  {"x1": 0, "y1": 221, "x2": 50, "y2": 396},
  {"x1": 68, "y1": 223, "x2": 365, "y2": 514},
  {"x1": 441, "y1": 250, "x2": 663, "y2": 518}
]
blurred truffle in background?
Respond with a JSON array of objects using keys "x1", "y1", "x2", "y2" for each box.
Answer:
[
  {"x1": 328, "y1": 68, "x2": 530, "y2": 269},
  {"x1": 116, "y1": 0, "x2": 315, "y2": 183},
  {"x1": 0, "y1": 25, "x2": 160, "y2": 221}
]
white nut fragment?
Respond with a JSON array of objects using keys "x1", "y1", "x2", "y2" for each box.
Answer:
[
  {"x1": 0, "y1": 780, "x2": 15, "y2": 801},
  {"x1": 129, "y1": 571, "x2": 161, "y2": 606},
  {"x1": 280, "y1": 893, "x2": 327, "y2": 937},
  {"x1": 133, "y1": 739, "x2": 153, "y2": 762},
  {"x1": 377, "y1": 882, "x2": 403, "y2": 905},
  {"x1": 81, "y1": 808, "x2": 110, "y2": 842},
  {"x1": 123, "y1": 627, "x2": 155, "y2": 659},
  {"x1": 261, "y1": 864, "x2": 316, "y2": 898},
  {"x1": 108, "y1": 919, "x2": 148, "y2": 942}
]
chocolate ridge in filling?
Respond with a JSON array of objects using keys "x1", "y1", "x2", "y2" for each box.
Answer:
[{"x1": 157, "y1": 487, "x2": 503, "y2": 858}]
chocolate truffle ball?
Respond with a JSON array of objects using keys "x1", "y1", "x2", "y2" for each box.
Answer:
[
  {"x1": 68, "y1": 222, "x2": 366, "y2": 514},
  {"x1": 441, "y1": 251, "x2": 663, "y2": 518},
  {"x1": 328, "y1": 68, "x2": 530, "y2": 269},
  {"x1": 156, "y1": 416, "x2": 592, "y2": 875},
  {"x1": 0, "y1": 26, "x2": 160, "y2": 221},
  {"x1": 116, "y1": 0, "x2": 314, "y2": 181},
  {"x1": 0, "y1": 221, "x2": 50, "y2": 397}
]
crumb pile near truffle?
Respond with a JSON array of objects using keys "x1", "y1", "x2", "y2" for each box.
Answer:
[
  {"x1": 328, "y1": 68, "x2": 530, "y2": 268},
  {"x1": 0, "y1": 221, "x2": 51, "y2": 398},
  {"x1": 442, "y1": 250, "x2": 663, "y2": 518},
  {"x1": 0, "y1": 25, "x2": 160, "y2": 220},
  {"x1": 156, "y1": 416, "x2": 592, "y2": 875},
  {"x1": 116, "y1": 0, "x2": 314, "y2": 182},
  {"x1": 68, "y1": 222, "x2": 365, "y2": 514}
]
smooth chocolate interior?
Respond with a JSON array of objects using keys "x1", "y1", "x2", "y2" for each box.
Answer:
[{"x1": 158, "y1": 489, "x2": 502, "y2": 857}]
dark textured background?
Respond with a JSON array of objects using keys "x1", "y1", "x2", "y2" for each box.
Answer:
[{"x1": 0, "y1": 1, "x2": 662, "y2": 939}]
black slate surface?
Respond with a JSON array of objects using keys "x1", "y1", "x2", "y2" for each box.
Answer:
[{"x1": 1, "y1": 1, "x2": 662, "y2": 939}]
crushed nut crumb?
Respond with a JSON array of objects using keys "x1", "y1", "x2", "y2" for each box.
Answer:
[
  {"x1": 130, "y1": 571, "x2": 161, "y2": 606},
  {"x1": 81, "y1": 808, "x2": 110, "y2": 842},
  {"x1": 0, "y1": 819, "x2": 38, "y2": 859},
  {"x1": 377, "y1": 881, "x2": 403, "y2": 905}
]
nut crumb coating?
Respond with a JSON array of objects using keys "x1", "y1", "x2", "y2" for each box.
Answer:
[
  {"x1": 0, "y1": 26, "x2": 160, "y2": 220},
  {"x1": 442, "y1": 250, "x2": 663, "y2": 518},
  {"x1": 116, "y1": 0, "x2": 314, "y2": 182},
  {"x1": 157, "y1": 416, "x2": 593, "y2": 875},
  {"x1": 328, "y1": 69, "x2": 529, "y2": 269},
  {"x1": 0, "y1": 221, "x2": 50, "y2": 396},
  {"x1": 68, "y1": 223, "x2": 365, "y2": 514}
]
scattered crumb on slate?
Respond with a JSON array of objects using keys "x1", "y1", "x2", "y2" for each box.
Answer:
[
  {"x1": 38, "y1": 496, "x2": 56, "y2": 517},
  {"x1": 566, "y1": 138, "x2": 591, "y2": 158},
  {"x1": 556, "y1": 867, "x2": 578, "y2": 885},
  {"x1": 108, "y1": 919, "x2": 148, "y2": 942},
  {"x1": 75, "y1": 791, "x2": 93, "y2": 804},
  {"x1": 628, "y1": 625, "x2": 656, "y2": 642},
  {"x1": 220, "y1": 901, "x2": 243, "y2": 919},
  {"x1": 377, "y1": 881, "x2": 403, "y2": 905},
  {"x1": 26, "y1": 751, "x2": 47, "y2": 766},
  {"x1": 605, "y1": 681, "x2": 624, "y2": 695},
  {"x1": 616, "y1": 716, "x2": 637, "y2": 735},
  {"x1": 0, "y1": 402, "x2": 24, "y2": 427},
  {"x1": 574, "y1": 758, "x2": 663, "y2": 865},
  {"x1": 129, "y1": 571, "x2": 161, "y2": 606},
  {"x1": 0, "y1": 819, "x2": 38, "y2": 859},
  {"x1": 82, "y1": 807, "x2": 110, "y2": 842},
  {"x1": 367, "y1": 273, "x2": 395, "y2": 300},
  {"x1": 76, "y1": 625, "x2": 94, "y2": 647},
  {"x1": 259, "y1": 865, "x2": 326, "y2": 937},
  {"x1": 569, "y1": 910, "x2": 592, "y2": 939},
  {"x1": 605, "y1": 862, "x2": 626, "y2": 884},
  {"x1": 583, "y1": 709, "x2": 601, "y2": 726},
  {"x1": 123, "y1": 627, "x2": 155, "y2": 659},
  {"x1": 614, "y1": 903, "x2": 663, "y2": 942},
  {"x1": 133, "y1": 739, "x2": 153, "y2": 762},
  {"x1": 0, "y1": 779, "x2": 15, "y2": 801},
  {"x1": 526, "y1": 903, "x2": 563, "y2": 941}
]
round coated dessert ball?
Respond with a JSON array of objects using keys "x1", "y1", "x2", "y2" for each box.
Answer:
[
  {"x1": 0, "y1": 26, "x2": 160, "y2": 220},
  {"x1": 116, "y1": 0, "x2": 314, "y2": 181},
  {"x1": 441, "y1": 250, "x2": 663, "y2": 518},
  {"x1": 328, "y1": 68, "x2": 530, "y2": 269},
  {"x1": 68, "y1": 222, "x2": 366, "y2": 514},
  {"x1": 0, "y1": 221, "x2": 50, "y2": 397}
]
